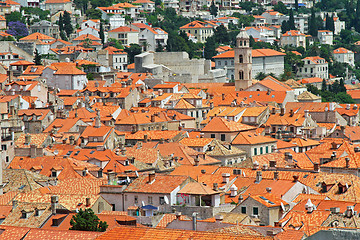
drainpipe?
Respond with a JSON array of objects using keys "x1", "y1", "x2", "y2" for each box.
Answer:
[{"x1": 192, "y1": 212, "x2": 198, "y2": 231}]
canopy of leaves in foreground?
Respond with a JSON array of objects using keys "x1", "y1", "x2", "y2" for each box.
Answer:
[{"x1": 69, "y1": 208, "x2": 108, "y2": 232}]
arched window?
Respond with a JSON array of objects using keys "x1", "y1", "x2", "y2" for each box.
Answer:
[
  {"x1": 239, "y1": 71, "x2": 244, "y2": 80},
  {"x1": 239, "y1": 40, "x2": 242, "y2": 46},
  {"x1": 239, "y1": 54, "x2": 243, "y2": 63}
]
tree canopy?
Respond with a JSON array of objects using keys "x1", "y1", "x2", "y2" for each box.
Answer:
[{"x1": 70, "y1": 209, "x2": 108, "y2": 232}]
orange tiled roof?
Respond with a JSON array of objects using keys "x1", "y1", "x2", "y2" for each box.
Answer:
[
  {"x1": 202, "y1": 117, "x2": 256, "y2": 133},
  {"x1": 19, "y1": 32, "x2": 55, "y2": 41}
]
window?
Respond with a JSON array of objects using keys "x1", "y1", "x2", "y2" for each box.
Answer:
[
  {"x1": 254, "y1": 148, "x2": 257, "y2": 156},
  {"x1": 260, "y1": 147, "x2": 263, "y2": 155},
  {"x1": 239, "y1": 54, "x2": 243, "y2": 63},
  {"x1": 134, "y1": 196, "x2": 138, "y2": 204},
  {"x1": 1, "y1": 145, "x2": 6, "y2": 151},
  {"x1": 148, "y1": 196, "x2": 153, "y2": 204},
  {"x1": 239, "y1": 71, "x2": 244, "y2": 80},
  {"x1": 253, "y1": 207, "x2": 259, "y2": 215},
  {"x1": 225, "y1": 61, "x2": 228, "y2": 66},
  {"x1": 211, "y1": 134, "x2": 215, "y2": 138},
  {"x1": 266, "y1": 146, "x2": 269, "y2": 153},
  {"x1": 51, "y1": 171, "x2": 57, "y2": 177},
  {"x1": 221, "y1": 134, "x2": 226, "y2": 141},
  {"x1": 241, "y1": 206, "x2": 246, "y2": 214},
  {"x1": 159, "y1": 197, "x2": 165, "y2": 205}
]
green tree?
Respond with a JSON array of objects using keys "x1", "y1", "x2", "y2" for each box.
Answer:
[
  {"x1": 289, "y1": 9, "x2": 295, "y2": 30},
  {"x1": 210, "y1": 0, "x2": 218, "y2": 17},
  {"x1": 63, "y1": 11, "x2": 73, "y2": 37},
  {"x1": 308, "y1": 8, "x2": 318, "y2": 36},
  {"x1": 204, "y1": 36, "x2": 217, "y2": 60},
  {"x1": 60, "y1": 31, "x2": 68, "y2": 41},
  {"x1": 70, "y1": 209, "x2": 108, "y2": 232},
  {"x1": 124, "y1": 43, "x2": 142, "y2": 63},
  {"x1": 355, "y1": 0, "x2": 360, "y2": 32},
  {"x1": 6, "y1": 12, "x2": 25, "y2": 24},
  {"x1": 74, "y1": 0, "x2": 88, "y2": 14},
  {"x1": 328, "y1": 14, "x2": 335, "y2": 32},
  {"x1": 321, "y1": 79, "x2": 327, "y2": 91},
  {"x1": 214, "y1": 25, "x2": 229, "y2": 44},
  {"x1": 255, "y1": 72, "x2": 267, "y2": 80},
  {"x1": 295, "y1": 0, "x2": 299, "y2": 11},
  {"x1": 58, "y1": 14, "x2": 64, "y2": 32},
  {"x1": 34, "y1": 49, "x2": 42, "y2": 65},
  {"x1": 85, "y1": 9, "x2": 102, "y2": 19},
  {"x1": 239, "y1": 1, "x2": 256, "y2": 12},
  {"x1": 90, "y1": 0, "x2": 113, "y2": 8},
  {"x1": 273, "y1": 1, "x2": 289, "y2": 14},
  {"x1": 99, "y1": 22, "x2": 105, "y2": 45}
]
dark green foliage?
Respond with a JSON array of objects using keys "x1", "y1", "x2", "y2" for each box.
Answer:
[
  {"x1": 355, "y1": 0, "x2": 360, "y2": 32},
  {"x1": 281, "y1": 9, "x2": 295, "y2": 33},
  {"x1": 90, "y1": 0, "x2": 113, "y2": 8},
  {"x1": 69, "y1": 209, "x2": 108, "y2": 232},
  {"x1": 231, "y1": 13, "x2": 254, "y2": 27},
  {"x1": 282, "y1": 51, "x2": 304, "y2": 80},
  {"x1": 321, "y1": 79, "x2": 327, "y2": 91},
  {"x1": 295, "y1": 0, "x2": 298, "y2": 11},
  {"x1": 308, "y1": 8, "x2": 318, "y2": 36},
  {"x1": 210, "y1": 0, "x2": 218, "y2": 17},
  {"x1": 329, "y1": 61, "x2": 349, "y2": 78},
  {"x1": 86, "y1": 9, "x2": 102, "y2": 20},
  {"x1": 58, "y1": 14, "x2": 63, "y2": 32},
  {"x1": 273, "y1": 1, "x2": 289, "y2": 14},
  {"x1": 74, "y1": 0, "x2": 88, "y2": 13},
  {"x1": 63, "y1": 11, "x2": 73, "y2": 37},
  {"x1": 238, "y1": 1, "x2": 256, "y2": 12},
  {"x1": 204, "y1": 36, "x2": 217, "y2": 60},
  {"x1": 315, "y1": 0, "x2": 347, "y2": 11},
  {"x1": 213, "y1": 25, "x2": 229, "y2": 44},
  {"x1": 105, "y1": 38, "x2": 124, "y2": 49},
  {"x1": 99, "y1": 22, "x2": 105, "y2": 45},
  {"x1": 34, "y1": 49, "x2": 42, "y2": 65},
  {"x1": 22, "y1": 7, "x2": 50, "y2": 21},
  {"x1": 6, "y1": 12, "x2": 25, "y2": 24},
  {"x1": 307, "y1": 79, "x2": 354, "y2": 103},
  {"x1": 60, "y1": 31, "x2": 68, "y2": 41},
  {"x1": 124, "y1": 44, "x2": 142, "y2": 63},
  {"x1": 255, "y1": 72, "x2": 267, "y2": 80}
]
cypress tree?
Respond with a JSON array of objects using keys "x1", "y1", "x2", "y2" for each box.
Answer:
[
  {"x1": 289, "y1": 9, "x2": 295, "y2": 30},
  {"x1": 34, "y1": 49, "x2": 42, "y2": 65},
  {"x1": 99, "y1": 22, "x2": 105, "y2": 45},
  {"x1": 63, "y1": 11, "x2": 73, "y2": 37}
]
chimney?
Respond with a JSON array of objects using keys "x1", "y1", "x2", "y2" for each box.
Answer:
[
  {"x1": 269, "y1": 160, "x2": 276, "y2": 168},
  {"x1": 151, "y1": 114, "x2": 155, "y2": 122},
  {"x1": 280, "y1": 107, "x2": 285, "y2": 116},
  {"x1": 314, "y1": 163, "x2": 320, "y2": 172},
  {"x1": 159, "y1": 89, "x2": 163, "y2": 96},
  {"x1": 86, "y1": 197, "x2": 91, "y2": 206},
  {"x1": 293, "y1": 175, "x2": 299, "y2": 182},
  {"x1": 266, "y1": 187, "x2": 272, "y2": 193},
  {"x1": 290, "y1": 109, "x2": 294, "y2": 117},
  {"x1": 353, "y1": 104, "x2": 358, "y2": 110},
  {"x1": 12, "y1": 200, "x2": 18, "y2": 210},
  {"x1": 51, "y1": 195, "x2": 59, "y2": 215},
  {"x1": 148, "y1": 172, "x2": 155, "y2": 183},
  {"x1": 25, "y1": 134, "x2": 31, "y2": 145},
  {"x1": 255, "y1": 171, "x2": 262, "y2": 183},
  {"x1": 30, "y1": 144, "x2": 37, "y2": 158},
  {"x1": 192, "y1": 212, "x2": 197, "y2": 231},
  {"x1": 285, "y1": 152, "x2": 293, "y2": 164},
  {"x1": 222, "y1": 173, "x2": 230, "y2": 184},
  {"x1": 194, "y1": 155, "x2": 200, "y2": 166},
  {"x1": 273, "y1": 171, "x2": 279, "y2": 180},
  {"x1": 230, "y1": 185, "x2": 238, "y2": 197},
  {"x1": 222, "y1": 93, "x2": 225, "y2": 100},
  {"x1": 345, "y1": 157, "x2": 350, "y2": 168},
  {"x1": 213, "y1": 183, "x2": 218, "y2": 191},
  {"x1": 346, "y1": 104, "x2": 350, "y2": 110},
  {"x1": 210, "y1": 102, "x2": 214, "y2": 109},
  {"x1": 267, "y1": 89, "x2": 271, "y2": 95},
  {"x1": 215, "y1": 215, "x2": 223, "y2": 222},
  {"x1": 176, "y1": 212, "x2": 182, "y2": 220},
  {"x1": 69, "y1": 135, "x2": 75, "y2": 145},
  {"x1": 304, "y1": 109, "x2": 309, "y2": 118},
  {"x1": 94, "y1": 109, "x2": 101, "y2": 128},
  {"x1": 355, "y1": 147, "x2": 360, "y2": 153},
  {"x1": 262, "y1": 164, "x2": 268, "y2": 171},
  {"x1": 144, "y1": 134, "x2": 148, "y2": 142},
  {"x1": 271, "y1": 108, "x2": 276, "y2": 115}
]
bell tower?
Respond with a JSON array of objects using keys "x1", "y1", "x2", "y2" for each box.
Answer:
[{"x1": 234, "y1": 27, "x2": 252, "y2": 91}]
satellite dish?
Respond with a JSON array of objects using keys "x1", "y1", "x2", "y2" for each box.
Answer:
[
  {"x1": 164, "y1": 195, "x2": 169, "y2": 204},
  {"x1": 135, "y1": 171, "x2": 139, "y2": 177},
  {"x1": 54, "y1": 150, "x2": 59, "y2": 156},
  {"x1": 142, "y1": 201, "x2": 145, "y2": 207}
]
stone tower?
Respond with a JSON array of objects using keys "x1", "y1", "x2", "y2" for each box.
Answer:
[{"x1": 234, "y1": 27, "x2": 252, "y2": 91}]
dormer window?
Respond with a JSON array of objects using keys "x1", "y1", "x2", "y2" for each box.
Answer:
[
  {"x1": 51, "y1": 171, "x2": 57, "y2": 177},
  {"x1": 321, "y1": 182, "x2": 334, "y2": 193},
  {"x1": 338, "y1": 183, "x2": 350, "y2": 194},
  {"x1": 21, "y1": 210, "x2": 32, "y2": 219}
]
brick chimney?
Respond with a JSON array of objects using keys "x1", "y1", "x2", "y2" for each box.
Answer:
[{"x1": 222, "y1": 173, "x2": 230, "y2": 184}]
